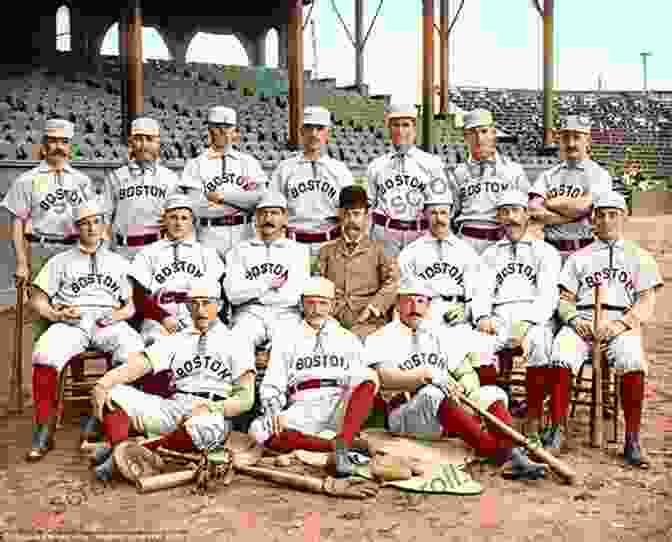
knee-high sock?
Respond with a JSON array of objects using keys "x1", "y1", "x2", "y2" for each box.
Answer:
[
  {"x1": 32, "y1": 366, "x2": 58, "y2": 425},
  {"x1": 337, "y1": 381, "x2": 376, "y2": 446},
  {"x1": 486, "y1": 400, "x2": 514, "y2": 451},
  {"x1": 265, "y1": 431, "x2": 334, "y2": 453},
  {"x1": 550, "y1": 367, "x2": 571, "y2": 424},
  {"x1": 142, "y1": 426, "x2": 196, "y2": 453},
  {"x1": 621, "y1": 372, "x2": 644, "y2": 434},
  {"x1": 438, "y1": 399, "x2": 500, "y2": 458},
  {"x1": 102, "y1": 409, "x2": 130, "y2": 446},
  {"x1": 526, "y1": 367, "x2": 547, "y2": 421},
  {"x1": 477, "y1": 365, "x2": 498, "y2": 387}
]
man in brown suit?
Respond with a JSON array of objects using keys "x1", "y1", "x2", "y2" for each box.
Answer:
[{"x1": 319, "y1": 186, "x2": 399, "y2": 340}]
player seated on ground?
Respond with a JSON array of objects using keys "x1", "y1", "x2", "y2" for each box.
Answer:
[
  {"x1": 477, "y1": 190, "x2": 561, "y2": 416},
  {"x1": 129, "y1": 194, "x2": 224, "y2": 346},
  {"x1": 365, "y1": 281, "x2": 547, "y2": 481},
  {"x1": 547, "y1": 192, "x2": 663, "y2": 466},
  {"x1": 90, "y1": 283, "x2": 256, "y2": 481},
  {"x1": 26, "y1": 203, "x2": 143, "y2": 462},
  {"x1": 223, "y1": 191, "x2": 310, "y2": 358},
  {"x1": 248, "y1": 277, "x2": 380, "y2": 479}
]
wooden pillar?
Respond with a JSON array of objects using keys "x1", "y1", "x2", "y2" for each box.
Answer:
[
  {"x1": 288, "y1": 0, "x2": 304, "y2": 149},
  {"x1": 439, "y1": 0, "x2": 450, "y2": 114},
  {"x1": 119, "y1": 9, "x2": 129, "y2": 144},
  {"x1": 542, "y1": 0, "x2": 554, "y2": 147},
  {"x1": 127, "y1": 1, "x2": 144, "y2": 128},
  {"x1": 422, "y1": 0, "x2": 435, "y2": 152},
  {"x1": 354, "y1": 0, "x2": 364, "y2": 93}
]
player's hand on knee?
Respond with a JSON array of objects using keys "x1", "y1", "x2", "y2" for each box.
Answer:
[
  {"x1": 571, "y1": 317, "x2": 593, "y2": 339},
  {"x1": 91, "y1": 383, "x2": 114, "y2": 421},
  {"x1": 161, "y1": 317, "x2": 178, "y2": 334},
  {"x1": 271, "y1": 414, "x2": 287, "y2": 436},
  {"x1": 189, "y1": 401, "x2": 211, "y2": 418},
  {"x1": 61, "y1": 305, "x2": 81, "y2": 320},
  {"x1": 14, "y1": 263, "x2": 29, "y2": 283},
  {"x1": 595, "y1": 320, "x2": 627, "y2": 342}
]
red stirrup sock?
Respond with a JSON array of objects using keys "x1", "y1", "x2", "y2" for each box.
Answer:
[
  {"x1": 550, "y1": 367, "x2": 571, "y2": 425},
  {"x1": 487, "y1": 400, "x2": 515, "y2": 451},
  {"x1": 621, "y1": 372, "x2": 644, "y2": 434},
  {"x1": 525, "y1": 367, "x2": 547, "y2": 420},
  {"x1": 337, "y1": 381, "x2": 376, "y2": 446},
  {"x1": 32, "y1": 366, "x2": 58, "y2": 425},
  {"x1": 102, "y1": 409, "x2": 130, "y2": 446},
  {"x1": 477, "y1": 365, "x2": 498, "y2": 387},
  {"x1": 265, "y1": 431, "x2": 334, "y2": 453},
  {"x1": 438, "y1": 398, "x2": 497, "y2": 456},
  {"x1": 142, "y1": 426, "x2": 196, "y2": 453}
]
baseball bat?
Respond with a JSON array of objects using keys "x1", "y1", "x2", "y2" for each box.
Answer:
[
  {"x1": 435, "y1": 382, "x2": 578, "y2": 484},
  {"x1": 136, "y1": 470, "x2": 197, "y2": 493},
  {"x1": 9, "y1": 277, "x2": 25, "y2": 413},
  {"x1": 235, "y1": 464, "x2": 325, "y2": 494},
  {"x1": 591, "y1": 285, "x2": 606, "y2": 448}
]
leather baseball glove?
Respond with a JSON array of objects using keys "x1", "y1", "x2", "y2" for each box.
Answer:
[{"x1": 113, "y1": 441, "x2": 166, "y2": 485}]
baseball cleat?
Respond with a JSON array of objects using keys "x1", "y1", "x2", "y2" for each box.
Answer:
[
  {"x1": 332, "y1": 445, "x2": 355, "y2": 479},
  {"x1": 624, "y1": 435, "x2": 650, "y2": 469},
  {"x1": 94, "y1": 454, "x2": 116, "y2": 482},
  {"x1": 80, "y1": 415, "x2": 102, "y2": 443},
  {"x1": 91, "y1": 445, "x2": 114, "y2": 467},
  {"x1": 26, "y1": 424, "x2": 54, "y2": 462},
  {"x1": 542, "y1": 425, "x2": 564, "y2": 455},
  {"x1": 504, "y1": 447, "x2": 547, "y2": 481}
]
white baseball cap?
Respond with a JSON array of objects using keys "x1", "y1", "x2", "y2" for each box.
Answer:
[
  {"x1": 398, "y1": 280, "x2": 433, "y2": 298},
  {"x1": 131, "y1": 117, "x2": 160, "y2": 137},
  {"x1": 302, "y1": 277, "x2": 335, "y2": 299},
  {"x1": 559, "y1": 115, "x2": 591, "y2": 134},
  {"x1": 303, "y1": 106, "x2": 331, "y2": 127},
  {"x1": 463, "y1": 109, "x2": 494, "y2": 130},
  {"x1": 594, "y1": 191, "x2": 627, "y2": 212},
  {"x1": 189, "y1": 281, "x2": 221, "y2": 301},
  {"x1": 45, "y1": 118, "x2": 74, "y2": 139},
  {"x1": 164, "y1": 194, "x2": 195, "y2": 213},
  {"x1": 496, "y1": 189, "x2": 529, "y2": 209},
  {"x1": 386, "y1": 104, "x2": 418, "y2": 122},
  {"x1": 208, "y1": 106, "x2": 237, "y2": 126},
  {"x1": 75, "y1": 202, "x2": 104, "y2": 224},
  {"x1": 256, "y1": 191, "x2": 287, "y2": 210}
]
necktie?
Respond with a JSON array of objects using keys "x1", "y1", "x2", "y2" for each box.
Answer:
[
  {"x1": 479, "y1": 160, "x2": 495, "y2": 178},
  {"x1": 314, "y1": 321, "x2": 327, "y2": 355},
  {"x1": 198, "y1": 334, "x2": 208, "y2": 355},
  {"x1": 172, "y1": 240, "x2": 182, "y2": 263}
]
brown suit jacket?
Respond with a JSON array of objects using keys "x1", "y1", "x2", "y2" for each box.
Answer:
[{"x1": 319, "y1": 235, "x2": 399, "y2": 337}]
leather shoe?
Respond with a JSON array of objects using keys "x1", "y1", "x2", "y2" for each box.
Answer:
[{"x1": 26, "y1": 424, "x2": 54, "y2": 462}]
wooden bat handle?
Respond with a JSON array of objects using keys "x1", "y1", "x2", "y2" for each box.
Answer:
[
  {"x1": 455, "y1": 391, "x2": 578, "y2": 484},
  {"x1": 591, "y1": 285, "x2": 605, "y2": 448}
]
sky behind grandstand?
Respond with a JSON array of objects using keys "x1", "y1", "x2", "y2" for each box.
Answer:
[{"x1": 100, "y1": 0, "x2": 672, "y2": 104}]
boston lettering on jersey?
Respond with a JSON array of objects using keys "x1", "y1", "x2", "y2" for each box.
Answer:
[
  {"x1": 154, "y1": 260, "x2": 205, "y2": 285},
  {"x1": 378, "y1": 175, "x2": 426, "y2": 197},
  {"x1": 205, "y1": 173, "x2": 249, "y2": 193},
  {"x1": 70, "y1": 274, "x2": 121, "y2": 295},
  {"x1": 495, "y1": 262, "x2": 538, "y2": 288},
  {"x1": 119, "y1": 186, "x2": 168, "y2": 200},
  {"x1": 398, "y1": 352, "x2": 449, "y2": 373},
  {"x1": 417, "y1": 262, "x2": 464, "y2": 286},
  {"x1": 288, "y1": 179, "x2": 337, "y2": 200},
  {"x1": 546, "y1": 184, "x2": 583, "y2": 199},
  {"x1": 583, "y1": 267, "x2": 636, "y2": 291},
  {"x1": 294, "y1": 354, "x2": 349, "y2": 371},
  {"x1": 175, "y1": 354, "x2": 232, "y2": 380},
  {"x1": 459, "y1": 180, "x2": 510, "y2": 199},
  {"x1": 39, "y1": 188, "x2": 85, "y2": 211},
  {"x1": 245, "y1": 262, "x2": 289, "y2": 281}
]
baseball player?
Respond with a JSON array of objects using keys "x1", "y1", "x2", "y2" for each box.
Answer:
[
  {"x1": 545, "y1": 191, "x2": 662, "y2": 465},
  {"x1": 271, "y1": 106, "x2": 354, "y2": 273},
  {"x1": 366, "y1": 281, "x2": 546, "y2": 480},
  {"x1": 129, "y1": 194, "x2": 225, "y2": 346},
  {"x1": 223, "y1": 191, "x2": 310, "y2": 360},
  {"x1": 248, "y1": 277, "x2": 379, "y2": 478},
  {"x1": 181, "y1": 106, "x2": 268, "y2": 261},
  {"x1": 25, "y1": 203, "x2": 143, "y2": 461},
  {"x1": 397, "y1": 189, "x2": 493, "y2": 359},
  {"x1": 366, "y1": 104, "x2": 450, "y2": 258},
  {"x1": 102, "y1": 117, "x2": 180, "y2": 260},
  {"x1": 451, "y1": 109, "x2": 530, "y2": 255},
  {"x1": 529, "y1": 115, "x2": 613, "y2": 261},
  {"x1": 1, "y1": 119, "x2": 98, "y2": 285},
  {"x1": 90, "y1": 283, "x2": 256, "y2": 481},
  {"x1": 477, "y1": 190, "x2": 562, "y2": 422}
]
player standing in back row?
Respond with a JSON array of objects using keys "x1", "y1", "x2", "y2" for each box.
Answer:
[
  {"x1": 366, "y1": 104, "x2": 450, "y2": 258},
  {"x1": 451, "y1": 109, "x2": 530, "y2": 255}
]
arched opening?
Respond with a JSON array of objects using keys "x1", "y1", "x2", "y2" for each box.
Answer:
[
  {"x1": 186, "y1": 32, "x2": 249, "y2": 66},
  {"x1": 99, "y1": 23, "x2": 172, "y2": 61},
  {"x1": 265, "y1": 28, "x2": 279, "y2": 69},
  {"x1": 56, "y1": 5, "x2": 71, "y2": 52}
]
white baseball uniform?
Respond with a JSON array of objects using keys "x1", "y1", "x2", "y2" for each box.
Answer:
[
  {"x1": 530, "y1": 159, "x2": 612, "y2": 259},
  {"x1": 451, "y1": 153, "x2": 530, "y2": 254},
  {"x1": 480, "y1": 237, "x2": 562, "y2": 366},
  {"x1": 182, "y1": 148, "x2": 269, "y2": 262},
  {"x1": 129, "y1": 236, "x2": 225, "y2": 344},
  {"x1": 223, "y1": 236, "x2": 310, "y2": 352},
  {"x1": 271, "y1": 153, "x2": 354, "y2": 269},
  {"x1": 366, "y1": 146, "x2": 449, "y2": 257},
  {"x1": 103, "y1": 160, "x2": 180, "y2": 260},
  {"x1": 550, "y1": 239, "x2": 663, "y2": 373},
  {"x1": 366, "y1": 319, "x2": 507, "y2": 433},
  {"x1": 1, "y1": 161, "x2": 99, "y2": 272},
  {"x1": 248, "y1": 318, "x2": 371, "y2": 438},
  {"x1": 31, "y1": 242, "x2": 143, "y2": 371},
  {"x1": 108, "y1": 320, "x2": 255, "y2": 451}
]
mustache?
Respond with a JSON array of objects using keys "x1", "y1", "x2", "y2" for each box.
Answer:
[{"x1": 49, "y1": 149, "x2": 66, "y2": 156}]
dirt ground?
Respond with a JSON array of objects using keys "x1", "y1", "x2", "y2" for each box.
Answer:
[{"x1": 1, "y1": 219, "x2": 672, "y2": 542}]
